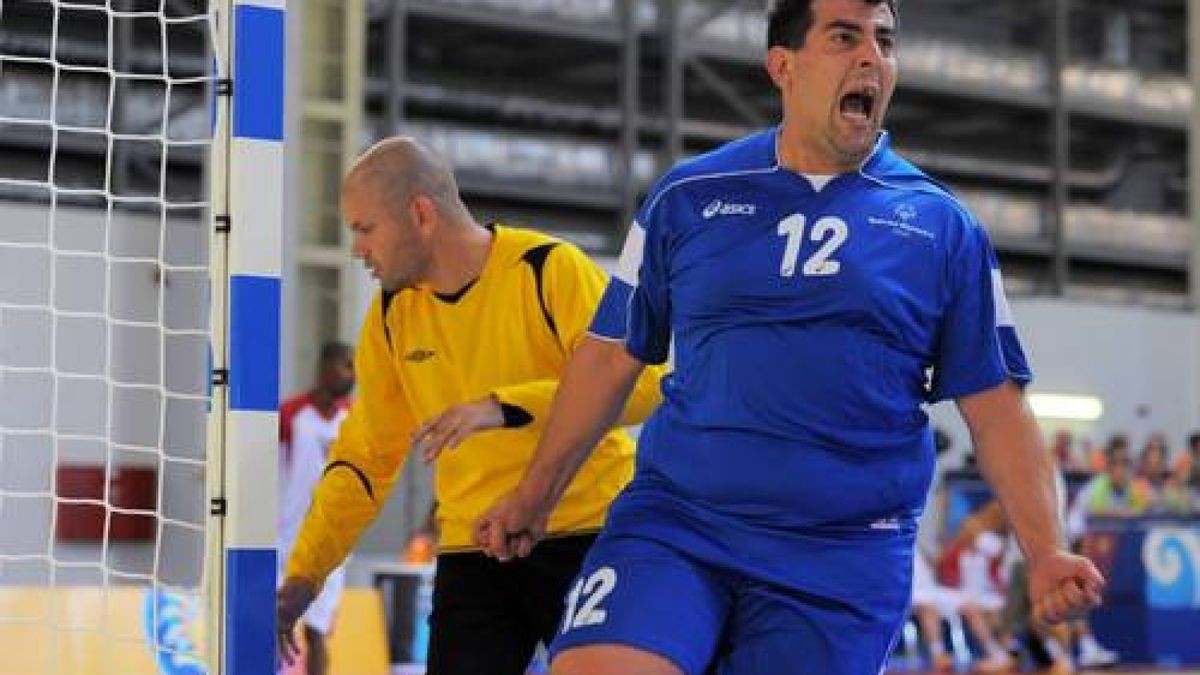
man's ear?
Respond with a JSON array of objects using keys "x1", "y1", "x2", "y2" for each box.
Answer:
[
  {"x1": 411, "y1": 194, "x2": 438, "y2": 235},
  {"x1": 766, "y1": 47, "x2": 792, "y2": 91}
]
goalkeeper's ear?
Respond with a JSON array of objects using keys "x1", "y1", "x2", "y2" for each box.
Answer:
[{"x1": 411, "y1": 193, "x2": 440, "y2": 238}]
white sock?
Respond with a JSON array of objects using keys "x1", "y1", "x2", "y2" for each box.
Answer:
[{"x1": 1044, "y1": 637, "x2": 1072, "y2": 663}]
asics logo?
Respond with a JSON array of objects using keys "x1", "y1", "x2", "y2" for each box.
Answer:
[{"x1": 702, "y1": 199, "x2": 757, "y2": 219}]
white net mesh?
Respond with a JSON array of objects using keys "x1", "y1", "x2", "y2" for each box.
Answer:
[{"x1": 0, "y1": 1, "x2": 217, "y2": 672}]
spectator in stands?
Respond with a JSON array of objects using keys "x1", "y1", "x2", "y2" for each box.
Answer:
[
  {"x1": 910, "y1": 550, "x2": 957, "y2": 671},
  {"x1": 933, "y1": 501, "x2": 1015, "y2": 672},
  {"x1": 1049, "y1": 429, "x2": 1083, "y2": 472},
  {"x1": 958, "y1": 526, "x2": 1012, "y2": 673},
  {"x1": 1089, "y1": 433, "x2": 1127, "y2": 475},
  {"x1": 1176, "y1": 431, "x2": 1200, "y2": 490},
  {"x1": 909, "y1": 428, "x2": 957, "y2": 671},
  {"x1": 1158, "y1": 472, "x2": 1192, "y2": 513},
  {"x1": 1079, "y1": 436, "x2": 1102, "y2": 474},
  {"x1": 1138, "y1": 433, "x2": 1170, "y2": 486},
  {"x1": 1176, "y1": 431, "x2": 1200, "y2": 512},
  {"x1": 1071, "y1": 435, "x2": 1153, "y2": 519},
  {"x1": 1158, "y1": 458, "x2": 1196, "y2": 514}
]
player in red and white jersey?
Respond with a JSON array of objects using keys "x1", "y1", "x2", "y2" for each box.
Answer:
[{"x1": 278, "y1": 342, "x2": 355, "y2": 675}]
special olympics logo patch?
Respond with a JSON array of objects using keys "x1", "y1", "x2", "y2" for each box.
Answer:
[{"x1": 1142, "y1": 526, "x2": 1200, "y2": 608}]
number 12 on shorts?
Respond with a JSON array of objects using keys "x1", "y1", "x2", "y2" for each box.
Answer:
[{"x1": 561, "y1": 566, "x2": 617, "y2": 632}]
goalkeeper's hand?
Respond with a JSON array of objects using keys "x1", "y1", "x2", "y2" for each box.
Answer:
[
  {"x1": 276, "y1": 576, "x2": 317, "y2": 666},
  {"x1": 413, "y1": 395, "x2": 505, "y2": 464}
]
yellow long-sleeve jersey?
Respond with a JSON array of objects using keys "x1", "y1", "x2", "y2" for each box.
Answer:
[{"x1": 287, "y1": 225, "x2": 664, "y2": 587}]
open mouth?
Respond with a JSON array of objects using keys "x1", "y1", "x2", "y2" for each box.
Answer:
[{"x1": 839, "y1": 87, "x2": 878, "y2": 122}]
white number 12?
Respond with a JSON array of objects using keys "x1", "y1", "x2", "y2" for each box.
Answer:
[
  {"x1": 561, "y1": 566, "x2": 617, "y2": 631},
  {"x1": 776, "y1": 214, "x2": 848, "y2": 278}
]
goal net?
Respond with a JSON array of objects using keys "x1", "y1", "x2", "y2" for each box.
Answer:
[{"x1": 0, "y1": 1, "x2": 283, "y2": 673}]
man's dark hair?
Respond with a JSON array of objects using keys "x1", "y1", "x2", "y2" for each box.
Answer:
[
  {"x1": 767, "y1": 0, "x2": 899, "y2": 49},
  {"x1": 1105, "y1": 433, "x2": 1131, "y2": 464},
  {"x1": 1189, "y1": 431, "x2": 1200, "y2": 451},
  {"x1": 319, "y1": 341, "x2": 352, "y2": 365}
]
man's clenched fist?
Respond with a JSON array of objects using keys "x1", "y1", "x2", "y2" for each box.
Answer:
[{"x1": 276, "y1": 576, "x2": 317, "y2": 666}]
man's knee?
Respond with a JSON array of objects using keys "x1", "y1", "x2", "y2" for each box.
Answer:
[{"x1": 552, "y1": 644, "x2": 683, "y2": 675}]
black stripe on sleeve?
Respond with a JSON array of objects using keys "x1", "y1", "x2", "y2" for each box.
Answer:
[
  {"x1": 322, "y1": 460, "x2": 376, "y2": 502},
  {"x1": 499, "y1": 402, "x2": 534, "y2": 428}
]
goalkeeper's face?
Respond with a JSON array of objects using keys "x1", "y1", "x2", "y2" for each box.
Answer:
[{"x1": 344, "y1": 189, "x2": 430, "y2": 292}]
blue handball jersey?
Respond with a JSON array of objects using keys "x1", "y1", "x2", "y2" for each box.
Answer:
[{"x1": 591, "y1": 129, "x2": 1031, "y2": 532}]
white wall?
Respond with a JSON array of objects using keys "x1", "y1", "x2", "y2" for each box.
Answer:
[
  {"x1": 931, "y1": 297, "x2": 1200, "y2": 459},
  {"x1": 0, "y1": 201, "x2": 207, "y2": 587}
]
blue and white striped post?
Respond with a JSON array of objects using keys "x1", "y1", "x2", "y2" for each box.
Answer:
[{"x1": 209, "y1": 0, "x2": 285, "y2": 673}]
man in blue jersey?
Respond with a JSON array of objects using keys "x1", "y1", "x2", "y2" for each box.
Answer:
[{"x1": 476, "y1": 0, "x2": 1104, "y2": 673}]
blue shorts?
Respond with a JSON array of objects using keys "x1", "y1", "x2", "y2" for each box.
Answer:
[{"x1": 548, "y1": 506, "x2": 913, "y2": 674}]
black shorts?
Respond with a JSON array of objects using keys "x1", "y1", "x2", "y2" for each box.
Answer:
[{"x1": 426, "y1": 533, "x2": 596, "y2": 675}]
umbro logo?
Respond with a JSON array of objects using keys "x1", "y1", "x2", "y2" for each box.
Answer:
[
  {"x1": 404, "y1": 348, "x2": 435, "y2": 363},
  {"x1": 702, "y1": 199, "x2": 757, "y2": 219}
]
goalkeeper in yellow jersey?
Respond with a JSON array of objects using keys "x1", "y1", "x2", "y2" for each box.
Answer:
[{"x1": 277, "y1": 136, "x2": 664, "y2": 674}]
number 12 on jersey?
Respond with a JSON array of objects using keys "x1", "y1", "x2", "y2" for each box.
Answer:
[{"x1": 777, "y1": 213, "x2": 848, "y2": 278}]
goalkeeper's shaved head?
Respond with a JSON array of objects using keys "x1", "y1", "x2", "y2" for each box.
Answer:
[
  {"x1": 341, "y1": 136, "x2": 488, "y2": 292},
  {"x1": 344, "y1": 136, "x2": 471, "y2": 224}
]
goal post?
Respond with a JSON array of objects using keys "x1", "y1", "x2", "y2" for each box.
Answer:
[
  {"x1": 208, "y1": 1, "x2": 286, "y2": 674},
  {"x1": 0, "y1": 0, "x2": 285, "y2": 671}
]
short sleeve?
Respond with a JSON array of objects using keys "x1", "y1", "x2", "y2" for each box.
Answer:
[
  {"x1": 588, "y1": 200, "x2": 672, "y2": 364},
  {"x1": 928, "y1": 216, "x2": 1032, "y2": 402}
]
